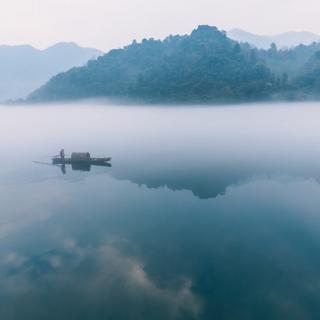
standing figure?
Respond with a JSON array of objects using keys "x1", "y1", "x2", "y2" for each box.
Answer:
[{"x1": 60, "y1": 148, "x2": 65, "y2": 160}]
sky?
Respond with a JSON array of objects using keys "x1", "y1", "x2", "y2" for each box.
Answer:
[{"x1": 1, "y1": 0, "x2": 320, "y2": 51}]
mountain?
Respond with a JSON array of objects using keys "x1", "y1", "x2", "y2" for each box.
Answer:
[
  {"x1": 28, "y1": 26, "x2": 276, "y2": 103},
  {"x1": 0, "y1": 42, "x2": 102, "y2": 102},
  {"x1": 228, "y1": 29, "x2": 320, "y2": 49}
]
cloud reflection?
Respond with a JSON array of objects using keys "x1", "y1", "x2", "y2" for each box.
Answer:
[{"x1": 0, "y1": 243, "x2": 202, "y2": 320}]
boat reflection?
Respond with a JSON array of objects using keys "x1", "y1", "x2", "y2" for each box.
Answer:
[
  {"x1": 33, "y1": 160, "x2": 112, "y2": 175},
  {"x1": 59, "y1": 161, "x2": 112, "y2": 174}
]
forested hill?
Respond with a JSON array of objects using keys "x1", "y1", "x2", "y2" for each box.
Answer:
[{"x1": 28, "y1": 26, "x2": 277, "y2": 103}]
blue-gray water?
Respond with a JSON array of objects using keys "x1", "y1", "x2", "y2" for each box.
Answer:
[{"x1": 1, "y1": 102, "x2": 320, "y2": 319}]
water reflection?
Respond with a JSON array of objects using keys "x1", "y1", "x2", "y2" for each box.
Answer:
[
  {"x1": 1, "y1": 173, "x2": 320, "y2": 319},
  {"x1": 2, "y1": 103, "x2": 320, "y2": 319}
]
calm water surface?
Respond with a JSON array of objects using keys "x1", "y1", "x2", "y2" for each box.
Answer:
[{"x1": 1, "y1": 102, "x2": 320, "y2": 319}]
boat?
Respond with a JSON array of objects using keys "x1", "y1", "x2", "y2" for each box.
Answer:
[{"x1": 52, "y1": 152, "x2": 112, "y2": 167}]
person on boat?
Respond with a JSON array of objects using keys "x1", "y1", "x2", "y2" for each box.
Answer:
[{"x1": 60, "y1": 149, "x2": 65, "y2": 160}]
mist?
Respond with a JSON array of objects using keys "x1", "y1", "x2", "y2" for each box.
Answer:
[{"x1": 2, "y1": 102, "x2": 320, "y2": 178}]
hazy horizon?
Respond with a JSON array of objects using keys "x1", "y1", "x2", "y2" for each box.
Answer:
[
  {"x1": 2, "y1": 28, "x2": 320, "y2": 52},
  {"x1": 2, "y1": 0, "x2": 320, "y2": 51}
]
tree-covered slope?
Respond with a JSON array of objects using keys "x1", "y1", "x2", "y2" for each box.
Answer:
[
  {"x1": 28, "y1": 26, "x2": 276, "y2": 103},
  {"x1": 257, "y1": 42, "x2": 320, "y2": 80},
  {"x1": 255, "y1": 43, "x2": 320, "y2": 98},
  {"x1": 295, "y1": 51, "x2": 320, "y2": 94}
]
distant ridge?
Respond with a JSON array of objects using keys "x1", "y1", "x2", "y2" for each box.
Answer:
[
  {"x1": 0, "y1": 42, "x2": 103, "y2": 102},
  {"x1": 228, "y1": 29, "x2": 320, "y2": 49}
]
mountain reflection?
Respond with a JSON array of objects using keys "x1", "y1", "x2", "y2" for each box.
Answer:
[
  {"x1": 111, "y1": 166, "x2": 249, "y2": 199},
  {"x1": 110, "y1": 159, "x2": 320, "y2": 200},
  {"x1": 31, "y1": 155, "x2": 320, "y2": 200}
]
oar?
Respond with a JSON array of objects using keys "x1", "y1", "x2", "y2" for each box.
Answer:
[{"x1": 33, "y1": 161, "x2": 60, "y2": 168}]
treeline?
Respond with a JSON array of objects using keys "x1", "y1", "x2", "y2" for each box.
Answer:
[
  {"x1": 254, "y1": 42, "x2": 320, "y2": 99},
  {"x1": 28, "y1": 26, "x2": 320, "y2": 103}
]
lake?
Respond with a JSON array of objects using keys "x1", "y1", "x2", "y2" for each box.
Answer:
[{"x1": 1, "y1": 102, "x2": 320, "y2": 319}]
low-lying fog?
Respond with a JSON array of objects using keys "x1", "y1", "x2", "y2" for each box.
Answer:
[{"x1": 1, "y1": 101, "x2": 320, "y2": 167}]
